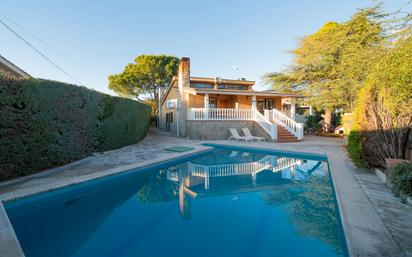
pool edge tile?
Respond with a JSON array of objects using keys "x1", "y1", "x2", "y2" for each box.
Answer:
[
  {"x1": 0, "y1": 202, "x2": 25, "y2": 257},
  {"x1": 0, "y1": 146, "x2": 213, "y2": 203}
]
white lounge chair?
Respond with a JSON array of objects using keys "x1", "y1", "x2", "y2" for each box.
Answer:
[
  {"x1": 228, "y1": 128, "x2": 252, "y2": 142},
  {"x1": 242, "y1": 128, "x2": 266, "y2": 142},
  {"x1": 229, "y1": 151, "x2": 239, "y2": 157}
]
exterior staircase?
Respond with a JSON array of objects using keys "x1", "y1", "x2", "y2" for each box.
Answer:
[
  {"x1": 266, "y1": 109, "x2": 304, "y2": 142},
  {"x1": 187, "y1": 108, "x2": 304, "y2": 142},
  {"x1": 277, "y1": 125, "x2": 299, "y2": 142}
]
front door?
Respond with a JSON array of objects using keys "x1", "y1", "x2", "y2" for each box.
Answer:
[
  {"x1": 166, "y1": 112, "x2": 173, "y2": 131},
  {"x1": 265, "y1": 99, "x2": 274, "y2": 110},
  {"x1": 257, "y1": 99, "x2": 274, "y2": 114},
  {"x1": 257, "y1": 100, "x2": 265, "y2": 114},
  {"x1": 209, "y1": 97, "x2": 217, "y2": 108}
]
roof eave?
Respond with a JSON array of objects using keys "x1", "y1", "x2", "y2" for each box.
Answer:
[{"x1": 188, "y1": 88, "x2": 304, "y2": 97}]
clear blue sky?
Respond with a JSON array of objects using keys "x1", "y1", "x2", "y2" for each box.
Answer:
[{"x1": 0, "y1": 0, "x2": 409, "y2": 95}]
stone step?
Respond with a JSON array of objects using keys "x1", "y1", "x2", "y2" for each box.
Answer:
[
  {"x1": 278, "y1": 135, "x2": 297, "y2": 138},
  {"x1": 273, "y1": 124, "x2": 300, "y2": 142},
  {"x1": 277, "y1": 136, "x2": 298, "y2": 139},
  {"x1": 277, "y1": 137, "x2": 298, "y2": 139},
  {"x1": 278, "y1": 132, "x2": 294, "y2": 135},
  {"x1": 277, "y1": 139, "x2": 299, "y2": 143}
]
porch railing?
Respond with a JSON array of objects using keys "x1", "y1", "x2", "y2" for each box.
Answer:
[
  {"x1": 188, "y1": 108, "x2": 277, "y2": 140},
  {"x1": 265, "y1": 109, "x2": 304, "y2": 140}
]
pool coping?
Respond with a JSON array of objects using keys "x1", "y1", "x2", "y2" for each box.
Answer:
[
  {"x1": 208, "y1": 141, "x2": 405, "y2": 257},
  {"x1": 0, "y1": 145, "x2": 213, "y2": 257},
  {"x1": 0, "y1": 140, "x2": 405, "y2": 257}
]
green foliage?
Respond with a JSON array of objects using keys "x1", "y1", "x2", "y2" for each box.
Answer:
[
  {"x1": 135, "y1": 171, "x2": 176, "y2": 203},
  {"x1": 108, "y1": 54, "x2": 179, "y2": 109},
  {"x1": 353, "y1": 36, "x2": 412, "y2": 167},
  {"x1": 304, "y1": 114, "x2": 322, "y2": 132},
  {"x1": 264, "y1": 176, "x2": 344, "y2": 254},
  {"x1": 264, "y1": 3, "x2": 411, "y2": 167},
  {"x1": 360, "y1": 37, "x2": 412, "y2": 118},
  {"x1": 388, "y1": 162, "x2": 412, "y2": 202},
  {"x1": 316, "y1": 132, "x2": 343, "y2": 138},
  {"x1": 347, "y1": 130, "x2": 368, "y2": 168},
  {"x1": 0, "y1": 78, "x2": 151, "y2": 181},
  {"x1": 264, "y1": 7, "x2": 385, "y2": 112}
]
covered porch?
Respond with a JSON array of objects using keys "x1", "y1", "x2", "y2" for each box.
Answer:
[
  {"x1": 186, "y1": 90, "x2": 304, "y2": 141},
  {"x1": 187, "y1": 90, "x2": 300, "y2": 119}
]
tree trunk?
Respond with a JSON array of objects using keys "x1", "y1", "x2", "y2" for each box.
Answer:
[{"x1": 323, "y1": 109, "x2": 333, "y2": 132}]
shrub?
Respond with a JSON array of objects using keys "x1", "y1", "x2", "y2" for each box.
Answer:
[
  {"x1": 0, "y1": 78, "x2": 151, "y2": 181},
  {"x1": 347, "y1": 130, "x2": 368, "y2": 168},
  {"x1": 316, "y1": 132, "x2": 342, "y2": 138},
  {"x1": 305, "y1": 114, "x2": 322, "y2": 132},
  {"x1": 388, "y1": 162, "x2": 412, "y2": 203}
]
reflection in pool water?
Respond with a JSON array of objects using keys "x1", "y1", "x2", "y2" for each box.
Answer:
[{"x1": 6, "y1": 148, "x2": 347, "y2": 257}]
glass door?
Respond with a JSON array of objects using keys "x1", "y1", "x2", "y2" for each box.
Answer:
[
  {"x1": 257, "y1": 99, "x2": 265, "y2": 114},
  {"x1": 209, "y1": 97, "x2": 217, "y2": 108},
  {"x1": 265, "y1": 99, "x2": 273, "y2": 110}
]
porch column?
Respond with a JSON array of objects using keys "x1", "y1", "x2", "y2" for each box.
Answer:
[
  {"x1": 204, "y1": 94, "x2": 209, "y2": 109},
  {"x1": 158, "y1": 86, "x2": 163, "y2": 128},
  {"x1": 205, "y1": 172, "x2": 210, "y2": 190},
  {"x1": 251, "y1": 95, "x2": 257, "y2": 110},
  {"x1": 177, "y1": 57, "x2": 190, "y2": 137},
  {"x1": 204, "y1": 93, "x2": 209, "y2": 120},
  {"x1": 290, "y1": 99, "x2": 296, "y2": 120},
  {"x1": 309, "y1": 106, "x2": 314, "y2": 116}
]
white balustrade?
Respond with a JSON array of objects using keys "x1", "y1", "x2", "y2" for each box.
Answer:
[
  {"x1": 188, "y1": 108, "x2": 277, "y2": 140},
  {"x1": 188, "y1": 108, "x2": 305, "y2": 140},
  {"x1": 189, "y1": 155, "x2": 274, "y2": 178},
  {"x1": 273, "y1": 157, "x2": 302, "y2": 172},
  {"x1": 269, "y1": 109, "x2": 304, "y2": 140},
  {"x1": 188, "y1": 156, "x2": 302, "y2": 178}
]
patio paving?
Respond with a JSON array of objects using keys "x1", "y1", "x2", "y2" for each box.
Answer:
[
  {"x1": 0, "y1": 128, "x2": 411, "y2": 257},
  {"x1": 0, "y1": 129, "x2": 202, "y2": 198},
  {"x1": 354, "y1": 170, "x2": 412, "y2": 256}
]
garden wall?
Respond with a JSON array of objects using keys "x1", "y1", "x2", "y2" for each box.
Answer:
[{"x1": 0, "y1": 78, "x2": 151, "y2": 181}]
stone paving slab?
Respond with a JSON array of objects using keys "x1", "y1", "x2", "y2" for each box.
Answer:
[
  {"x1": 0, "y1": 129, "x2": 203, "y2": 198},
  {"x1": 0, "y1": 130, "x2": 411, "y2": 257},
  {"x1": 0, "y1": 129, "x2": 210, "y2": 257},
  {"x1": 354, "y1": 171, "x2": 412, "y2": 256}
]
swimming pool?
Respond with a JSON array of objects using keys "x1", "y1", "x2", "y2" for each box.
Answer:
[{"x1": 5, "y1": 145, "x2": 348, "y2": 257}]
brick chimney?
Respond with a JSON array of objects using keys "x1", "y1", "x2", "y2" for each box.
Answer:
[
  {"x1": 177, "y1": 57, "x2": 190, "y2": 137},
  {"x1": 158, "y1": 84, "x2": 164, "y2": 129}
]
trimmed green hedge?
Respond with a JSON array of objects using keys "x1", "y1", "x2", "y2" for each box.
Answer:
[
  {"x1": 347, "y1": 130, "x2": 368, "y2": 168},
  {"x1": 388, "y1": 162, "x2": 412, "y2": 203},
  {"x1": 0, "y1": 78, "x2": 151, "y2": 181}
]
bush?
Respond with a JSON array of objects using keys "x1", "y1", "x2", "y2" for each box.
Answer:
[
  {"x1": 305, "y1": 114, "x2": 322, "y2": 132},
  {"x1": 388, "y1": 162, "x2": 412, "y2": 202},
  {"x1": 0, "y1": 78, "x2": 151, "y2": 181},
  {"x1": 316, "y1": 132, "x2": 342, "y2": 138},
  {"x1": 347, "y1": 130, "x2": 368, "y2": 168}
]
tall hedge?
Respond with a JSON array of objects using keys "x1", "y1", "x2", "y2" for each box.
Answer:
[{"x1": 0, "y1": 78, "x2": 151, "y2": 181}]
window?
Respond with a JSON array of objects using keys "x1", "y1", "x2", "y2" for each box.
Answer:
[
  {"x1": 166, "y1": 99, "x2": 177, "y2": 109},
  {"x1": 217, "y1": 85, "x2": 248, "y2": 90},
  {"x1": 265, "y1": 99, "x2": 273, "y2": 109},
  {"x1": 209, "y1": 97, "x2": 217, "y2": 108},
  {"x1": 191, "y1": 83, "x2": 213, "y2": 89},
  {"x1": 257, "y1": 100, "x2": 265, "y2": 113},
  {"x1": 166, "y1": 112, "x2": 173, "y2": 130},
  {"x1": 258, "y1": 98, "x2": 275, "y2": 113}
]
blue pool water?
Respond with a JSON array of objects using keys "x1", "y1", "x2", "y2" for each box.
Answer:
[{"x1": 5, "y1": 146, "x2": 348, "y2": 257}]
